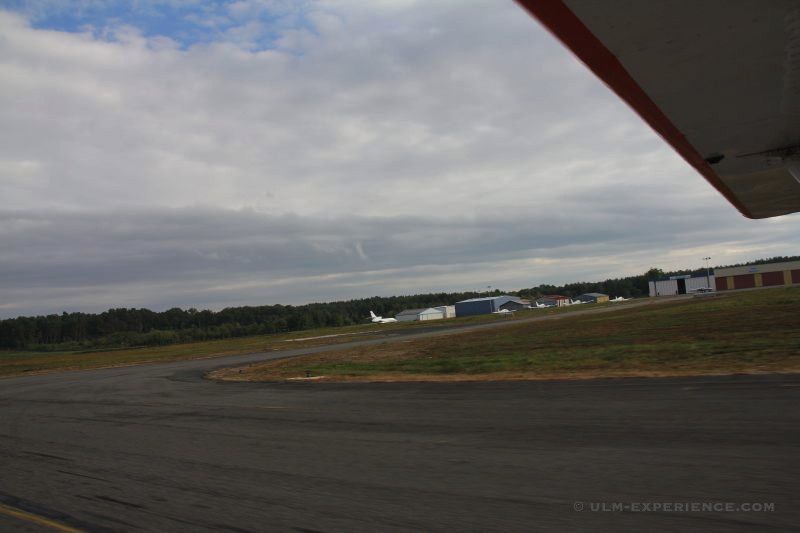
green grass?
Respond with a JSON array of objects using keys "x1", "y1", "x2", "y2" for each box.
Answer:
[
  {"x1": 0, "y1": 323, "x2": 383, "y2": 377},
  {"x1": 0, "y1": 305, "x2": 579, "y2": 377},
  {"x1": 215, "y1": 287, "x2": 800, "y2": 381}
]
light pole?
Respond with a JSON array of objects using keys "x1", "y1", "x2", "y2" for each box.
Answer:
[{"x1": 702, "y1": 256, "x2": 711, "y2": 289}]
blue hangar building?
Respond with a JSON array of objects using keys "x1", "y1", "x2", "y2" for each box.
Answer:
[{"x1": 454, "y1": 296, "x2": 528, "y2": 317}]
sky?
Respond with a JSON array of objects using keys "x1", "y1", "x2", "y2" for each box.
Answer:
[{"x1": 1, "y1": 0, "x2": 798, "y2": 319}]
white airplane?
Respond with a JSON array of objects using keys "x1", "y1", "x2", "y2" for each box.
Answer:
[
  {"x1": 529, "y1": 302, "x2": 550, "y2": 309},
  {"x1": 610, "y1": 296, "x2": 630, "y2": 302},
  {"x1": 570, "y1": 299, "x2": 585, "y2": 305},
  {"x1": 369, "y1": 311, "x2": 397, "y2": 324},
  {"x1": 492, "y1": 308, "x2": 513, "y2": 314}
]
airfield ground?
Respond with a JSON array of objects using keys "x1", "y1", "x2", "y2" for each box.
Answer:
[
  {"x1": 211, "y1": 286, "x2": 800, "y2": 382},
  {"x1": 0, "y1": 297, "x2": 640, "y2": 378},
  {"x1": 0, "y1": 309, "x2": 552, "y2": 377},
  {"x1": 1, "y1": 288, "x2": 798, "y2": 531},
  {"x1": 3, "y1": 286, "x2": 799, "y2": 381}
]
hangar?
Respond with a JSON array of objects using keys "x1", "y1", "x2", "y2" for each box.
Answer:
[
  {"x1": 433, "y1": 305, "x2": 456, "y2": 318},
  {"x1": 714, "y1": 261, "x2": 800, "y2": 291},
  {"x1": 455, "y1": 296, "x2": 527, "y2": 317},
  {"x1": 536, "y1": 295, "x2": 570, "y2": 307},
  {"x1": 577, "y1": 293, "x2": 609, "y2": 304},
  {"x1": 395, "y1": 308, "x2": 445, "y2": 322},
  {"x1": 649, "y1": 273, "x2": 715, "y2": 297}
]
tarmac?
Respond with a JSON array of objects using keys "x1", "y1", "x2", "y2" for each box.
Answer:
[{"x1": 0, "y1": 329, "x2": 798, "y2": 532}]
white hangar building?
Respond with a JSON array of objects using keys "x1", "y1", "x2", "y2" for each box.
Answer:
[{"x1": 394, "y1": 308, "x2": 445, "y2": 322}]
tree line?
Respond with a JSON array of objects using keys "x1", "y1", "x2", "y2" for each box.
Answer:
[{"x1": 2, "y1": 256, "x2": 796, "y2": 351}]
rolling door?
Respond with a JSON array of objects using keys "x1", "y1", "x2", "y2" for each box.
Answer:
[
  {"x1": 760, "y1": 271, "x2": 784, "y2": 286},
  {"x1": 733, "y1": 274, "x2": 756, "y2": 289}
]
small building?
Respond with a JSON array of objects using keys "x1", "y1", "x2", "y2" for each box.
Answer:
[
  {"x1": 577, "y1": 292, "x2": 609, "y2": 303},
  {"x1": 433, "y1": 305, "x2": 456, "y2": 318},
  {"x1": 535, "y1": 295, "x2": 571, "y2": 307},
  {"x1": 649, "y1": 272, "x2": 715, "y2": 296},
  {"x1": 714, "y1": 260, "x2": 800, "y2": 291},
  {"x1": 455, "y1": 295, "x2": 527, "y2": 317},
  {"x1": 395, "y1": 308, "x2": 445, "y2": 322},
  {"x1": 498, "y1": 297, "x2": 528, "y2": 312}
]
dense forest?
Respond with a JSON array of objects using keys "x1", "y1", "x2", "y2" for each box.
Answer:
[{"x1": 2, "y1": 256, "x2": 796, "y2": 351}]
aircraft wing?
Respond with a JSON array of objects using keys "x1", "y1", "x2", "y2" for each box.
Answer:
[{"x1": 517, "y1": 0, "x2": 800, "y2": 219}]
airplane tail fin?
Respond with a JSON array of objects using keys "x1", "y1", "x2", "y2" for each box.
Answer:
[{"x1": 369, "y1": 311, "x2": 377, "y2": 318}]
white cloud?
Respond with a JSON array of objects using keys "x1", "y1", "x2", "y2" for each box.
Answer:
[{"x1": 2, "y1": 3, "x2": 660, "y2": 216}]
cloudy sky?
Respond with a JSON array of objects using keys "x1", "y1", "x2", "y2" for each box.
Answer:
[{"x1": 1, "y1": 0, "x2": 798, "y2": 319}]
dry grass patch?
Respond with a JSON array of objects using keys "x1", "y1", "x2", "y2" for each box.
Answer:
[
  {"x1": 0, "y1": 326, "x2": 395, "y2": 377},
  {"x1": 210, "y1": 287, "x2": 800, "y2": 383}
]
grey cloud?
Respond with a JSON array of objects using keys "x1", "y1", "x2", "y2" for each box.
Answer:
[{"x1": 1, "y1": 206, "x2": 798, "y2": 318}]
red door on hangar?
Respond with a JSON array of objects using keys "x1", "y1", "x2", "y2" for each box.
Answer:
[
  {"x1": 760, "y1": 271, "x2": 784, "y2": 287},
  {"x1": 733, "y1": 274, "x2": 755, "y2": 289}
]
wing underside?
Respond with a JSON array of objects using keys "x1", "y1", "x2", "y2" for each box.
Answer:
[{"x1": 518, "y1": 0, "x2": 800, "y2": 219}]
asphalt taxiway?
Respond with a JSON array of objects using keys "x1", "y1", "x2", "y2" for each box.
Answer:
[{"x1": 0, "y1": 332, "x2": 798, "y2": 532}]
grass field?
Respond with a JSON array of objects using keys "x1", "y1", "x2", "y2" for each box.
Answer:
[
  {"x1": 0, "y1": 323, "x2": 385, "y2": 377},
  {"x1": 0, "y1": 307, "x2": 561, "y2": 377},
  {"x1": 210, "y1": 286, "x2": 800, "y2": 382}
]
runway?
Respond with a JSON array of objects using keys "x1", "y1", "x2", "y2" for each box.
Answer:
[{"x1": 0, "y1": 340, "x2": 798, "y2": 531}]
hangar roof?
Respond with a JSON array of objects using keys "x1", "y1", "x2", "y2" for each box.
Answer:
[
  {"x1": 396, "y1": 308, "x2": 441, "y2": 316},
  {"x1": 457, "y1": 295, "x2": 525, "y2": 306}
]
